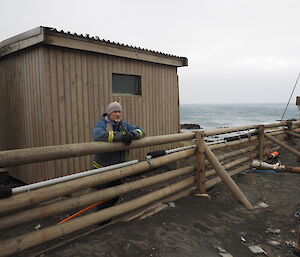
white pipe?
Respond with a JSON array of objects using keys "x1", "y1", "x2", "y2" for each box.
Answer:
[
  {"x1": 265, "y1": 128, "x2": 286, "y2": 133},
  {"x1": 13, "y1": 146, "x2": 197, "y2": 194},
  {"x1": 12, "y1": 160, "x2": 138, "y2": 194},
  {"x1": 165, "y1": 145, "x2": 196, "y2": 154},
  {"x1": 251, "y1": 160, "x2": 285, "y2": 171},
  {"x1": 206, "y1": 140, "x2": 225, "y2": 145}
]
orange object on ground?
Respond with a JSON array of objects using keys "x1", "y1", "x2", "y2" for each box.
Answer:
[
  {"x1": 269, "y1": 151, "x2": 279, "y2": 159},
  {"x1": 57, "y1": 200, "x2": 106, "y2": 225}
]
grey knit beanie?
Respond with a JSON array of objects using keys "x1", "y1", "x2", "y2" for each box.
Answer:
[{"x1": 107, "y1": 102, "x2": 122, "y2": 115}]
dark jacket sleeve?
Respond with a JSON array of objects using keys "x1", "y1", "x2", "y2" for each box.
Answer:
[
  {"x1": 92, "y1": 120, "x2": 108, "y2": 141},
  {"x1": 93, "y1": 120, "x2": 124, "y2": 142},
  {"x1": 124, "y1": 122, "x2": 146, "y2": 139}
]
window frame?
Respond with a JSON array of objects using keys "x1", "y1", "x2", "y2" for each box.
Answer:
[{"x1": 112, "y1": 73, "x2": 142, "y2": 96}]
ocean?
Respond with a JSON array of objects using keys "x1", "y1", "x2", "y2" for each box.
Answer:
[{"x1": 180, "y1": 103, "x2": 300, "y2": 129}]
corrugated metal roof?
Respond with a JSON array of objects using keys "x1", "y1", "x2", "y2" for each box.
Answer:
[{"x1": 45, "y1": 27, "x2": 183, "y2": 59}]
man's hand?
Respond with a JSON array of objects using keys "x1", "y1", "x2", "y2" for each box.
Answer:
[{"x1": 122, "y1": 132, "x2": 135, "y2": 145}]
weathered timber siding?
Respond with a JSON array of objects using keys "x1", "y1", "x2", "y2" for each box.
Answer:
[
  {"x1": 0, "y1": 47, "x2": 50, "y2": 182},
  {"x1": 0, "y1": 45, "x2": 180, "y2": 183}
]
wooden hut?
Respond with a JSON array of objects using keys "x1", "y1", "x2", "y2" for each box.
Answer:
[{"x1": 0, "y1": 26, "x2": 188, "y2": 183}]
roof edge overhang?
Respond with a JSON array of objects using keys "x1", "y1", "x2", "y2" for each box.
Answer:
[
  {"x1": 0, "y1": 27, "x2": 45, "y2": 57},
  {"x1": 0, "y1": 27, "x2": 188, "y2": 67}
]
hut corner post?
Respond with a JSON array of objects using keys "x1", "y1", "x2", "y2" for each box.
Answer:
[
  {"x1": 258, "y1": 125, "x2": 265, "y2": 160},
  {"x1": 195, "y1": 131, "x2": 206, "y2": 193},
  {"x1": 204, "y1": 145, "x2": 254, "y2": 210}
]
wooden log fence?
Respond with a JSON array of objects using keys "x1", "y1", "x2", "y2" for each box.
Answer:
[
  {"x1": 0, "y1": 120, "x2": 298, "y2": 256},
  {"x1": 0, "y1": 149, "x2": 195, "y2": 214},
  {"x1": 0, "y1": 166, "x2": 195, "y2": 230},
  {"x1": 0, "y1": 176, "x2": 196, "y2": 257}
]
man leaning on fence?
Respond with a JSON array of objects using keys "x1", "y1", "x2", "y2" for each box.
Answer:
[{"x1": 92, "y1": 101, "x2": 145, "y2": 223}]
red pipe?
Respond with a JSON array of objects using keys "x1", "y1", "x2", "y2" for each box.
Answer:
[{"x1": 57, "y1": 200, "x2": 106, "y2": 225}]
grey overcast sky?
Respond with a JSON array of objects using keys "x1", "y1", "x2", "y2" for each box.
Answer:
[{"x1": 1, "y1": 0, "x2": 300, "y2": 104}]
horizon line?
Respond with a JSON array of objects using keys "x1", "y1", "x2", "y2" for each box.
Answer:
[{"x1": 180, "y1": 102, "x2": 296, "y2": 105}]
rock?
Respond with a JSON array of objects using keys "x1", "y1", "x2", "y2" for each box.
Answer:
[
  {"x1": 215, "y1": 246, "x2": 234, "y2": 257},
  {"x1": 35, "y1": 224, "x2": 42, "y2": 230},
  {"x1": 215, "y1": 246, "x2": 227, "y2": 253},
  {"x1": 219, "y1": 253, "x2": 233, "y2": 257},
  {"x1": 268, "y1": 240, "x2": 281, "y2": 246},
  {"x1": 180, "y1": 123, "x2": 202, "y2": 129},
  {"x1": 195, "y1": 193, "x2": 211, "y2": 199},
  {"x1": 266, "y1": 228, "x2": 281, "y2": 234},
  {"x1": 248, "y1": 245, "x2": 267, "y2": 254},
  {"x1": 254, "y1": 202, "x2": 269, "y2": 208},
  {"x1": 286, "y1": 241, "x2": 296, "y2": 247},
  {"x1": 167, "y1": 202, "x2": 175, "y2": 208}
]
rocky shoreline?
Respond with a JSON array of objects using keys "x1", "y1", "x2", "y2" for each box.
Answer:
[{"x1": 180, "y1": 123, "x2": 202, "y2": 129}]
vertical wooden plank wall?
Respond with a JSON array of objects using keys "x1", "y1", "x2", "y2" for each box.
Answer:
[
  {"x1": 0, "y1": 45, "x2": 180, "y2": 183},
  {"x1": 0, "y1": 47, "x2": 50, "y2": 182}
]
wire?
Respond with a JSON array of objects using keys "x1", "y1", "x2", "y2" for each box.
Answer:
[{"x1": 280, "y1": 72, "x2": 300, "y2": 121}]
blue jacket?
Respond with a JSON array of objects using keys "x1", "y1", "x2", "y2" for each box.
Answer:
[{"x1": 92, "y1": 114, "x2": 145, "y2": 167}]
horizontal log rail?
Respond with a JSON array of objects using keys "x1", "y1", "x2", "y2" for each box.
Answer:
[
  {"x1": 204, "y1": 120, "x2": 299, "y2": 136},
  {"x1": 204, "y1": 124, "x2": 258, "y2": 136},
  {"x1": 210, "y1": 131, "x2": 287, "y2": 152},
  {"x1": 205, "y1": 164, "x2": 250, "y2": 190},
  {"x1": 206, "y1": 152, "x2": 258, "y2": 178},
  {"x1": 286, "y1": 130, "x2": 300, "y2": 139},
  {"x1": 0, "y1": 133, "x2": 195, "y2": 167},
  {"x1": 0, "y1": 149, "x2": 195, "y2": 214},
  {"x1": 215, "y1": 145, "x2": 258, "y2": 162},
  {"x1": 209, "y1": 135, "x2": 258, "y2": 150},
  {"x1": 206, "y1": 145, "x2": 281, "y2": 178}
]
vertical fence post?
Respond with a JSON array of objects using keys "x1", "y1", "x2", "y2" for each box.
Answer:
[
  {"x1": 297, "y1": 225, "x2": 300, "y2": 252},
  {"x1": 288, "y1": 121, "x2": 300, "y2": 162},
  {"x1": 287, "y1": 121, "x2": 293, "y2": 141},
  {"x1": 196, "y1": 131, "x2": 206, "y2": 193},
  {"x1": 258, "y1": 125, "x2": 265, "y2": 160}
]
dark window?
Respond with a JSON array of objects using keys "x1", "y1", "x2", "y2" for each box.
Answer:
[{"x1": 112, "y1": 73, "x2": 141, "y2": 95}]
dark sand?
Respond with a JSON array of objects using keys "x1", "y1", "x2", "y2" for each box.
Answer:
[{"x1": 6, "y1": 147, "x2": 300, "y2": 257}]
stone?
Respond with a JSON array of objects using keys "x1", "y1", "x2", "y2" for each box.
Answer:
[
  {"x1": 180, "y1": 123, "x2": 202, "y2": 129},
  {"x1": 268, "y1": 240, "x2": 281, "y2": 246},
  {"x1": 266, "y1": 228, "x2": 281, "y2": 234},
  {"x1": 248, "y1": 245, "x2": 267, "y2": 254}
]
